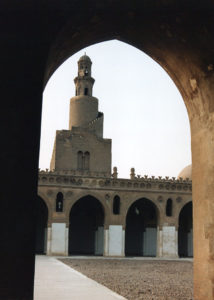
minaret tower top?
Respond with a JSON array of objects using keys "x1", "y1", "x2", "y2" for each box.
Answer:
[
  {"x1": 69, "y1": 54, "x2": 100, "y2": 131},
  {"x1": 78, "y1": 53, "x2": 92, "y2": 77},
  {"x1": 74, "y1": 53, "x2": 95, "y2": 97}
]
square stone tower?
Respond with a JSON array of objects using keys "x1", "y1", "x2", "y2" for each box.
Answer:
[{"x1": 50, "y1": 54, "x2": 112, "y2": 177}]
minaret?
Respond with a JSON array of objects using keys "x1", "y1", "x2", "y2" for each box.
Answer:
[
  {"x1": 50, "y1": 54, "x2": 111, "y2": 176},
  {"x1": 69, "y1": 54, "x2": 100, "y2": 132}
]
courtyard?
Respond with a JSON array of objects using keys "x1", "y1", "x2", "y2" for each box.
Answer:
[{"x1": 60, "y1": 257, "x2": 193, "y2": 300}]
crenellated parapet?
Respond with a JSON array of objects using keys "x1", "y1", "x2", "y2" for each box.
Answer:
[
  {"x1": 38, "y1": 169, "x2": 192, "y2": 193},
  {"x1": 128, "y1": 167, "x2": 191, "y2": 182}
]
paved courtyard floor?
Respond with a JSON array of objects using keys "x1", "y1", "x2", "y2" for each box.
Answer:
[
  {"x1": 60, "y1": 257, "x2": 193, "y2": 300},
  {"x1": 34, "y1": 255, "x2": 126, "y2": 300}
]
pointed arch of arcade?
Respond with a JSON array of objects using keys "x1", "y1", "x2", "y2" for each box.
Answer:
[
  {"x1": 37, "y1": 191, "x2": 52, "y2": 226},
  {"x1": 177, "y1": 200, "x2": 193, "y2": 217},
  {"x1": 68, "y1": 194, "x2": 106, "y2": 255},
  {"x1": 123, "y1": 196, "x2": 162, "y2": 225},
  {"x1": 178, "y1": 201, "x2": 193, "y2": 258},
  {"x1": 35, "y1": 195, "x2": 49, "y2": 254},
  {"x1": 125, "y1": 197, "x2": 160, "y2": 257},
  {"x1": 65, "y1": 191, "x2": 110, "y2": 224}
]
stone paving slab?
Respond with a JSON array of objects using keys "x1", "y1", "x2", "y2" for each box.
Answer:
[{"x1": 34, "y1": 255, "x2": 127, "y2": 300}]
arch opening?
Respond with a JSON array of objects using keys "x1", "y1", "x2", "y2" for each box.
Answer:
[
  {"x1": 41, "y1": 40, "x2": 191, "y2": 180},
  {"x1": 125, "y1": 198, "x2": 157, "y2": 257},
  {"x1": 69, "y1": 195, "x2": 104, "y2": 255},
  {"x1": 178, "y1": 201, "x2": 193, "y2": 258},
  {"x1": 35, "y1": 196, "x2": 48, "y2": 254}
]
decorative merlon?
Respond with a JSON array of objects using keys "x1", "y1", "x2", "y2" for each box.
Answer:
[{"x1": 112, "y1": 166, "x2": 118, "y2": 179}]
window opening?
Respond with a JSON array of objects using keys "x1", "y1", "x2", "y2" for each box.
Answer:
[
  {"x1": 56, "y1": 192, "x2": 63, "y2": 212},
  {"x1": 84, "y1": 151, "x2": 90, "y2": 170},
  {"x1": 113, "y1": 195, "x2": 120, "y2": 215},
  {"x1": 166, "y1": 198, "x2": 172, "y2": 216},
  {"x1": 77, "y1": 151, "x2": 83, "y2": 169}
]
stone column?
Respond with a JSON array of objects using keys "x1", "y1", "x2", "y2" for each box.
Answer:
[
  {"x1": 95, "y1": 226, "x2": 104, "y2": 255},
  {"x1": 157, "y1": 225, "x2": 178, "y2": 258},
  {"x1": 50, "y1": 223, "x2": 68, "y2": 255},
  {"x1": 156, "y1": 226, "x2": 163, "y2": 257},
  {"x1": 162, "y1": 225, "x2": 178, "y2": 258},
  {"x1": 103, "y1": 228, "x2": 109, "y2": 256},
  {"x1": 191, "y1": 116, "x2": 214, "y2": 300},
  {"x1": 104, "y1": 225, "x2": 125, "y2": 256},
  {"x1": 46, "y1": 227, "x2": 52, "y2": 255}
]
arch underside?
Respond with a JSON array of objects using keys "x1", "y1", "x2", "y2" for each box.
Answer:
[
  {"x1": 178, "y1": 202, "x2": 193, "y2": 257},
  {"x1": 45, "y1": 4, "x2": 214, "y2": 122},
  {"x1": 69, "y1": 195, "x2": 104, "y2": 255},
  {"x1": 125, "y1": 198, "x2": 158, "y2": 257},
  {"x1": 35, "y1": 196, "x2": 48, "y2": 254}
]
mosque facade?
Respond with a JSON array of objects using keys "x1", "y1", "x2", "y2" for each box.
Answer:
[{"x1": 37, "y1": 55, "x2": 192, "y2": 258}]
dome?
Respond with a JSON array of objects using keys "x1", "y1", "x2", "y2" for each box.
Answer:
[
  {"x1": 78, "y1": 54, "x2": 92, "y2": 63},
  {"x1": 177, "y1": 164, "x2": 192, "y2": 180}
]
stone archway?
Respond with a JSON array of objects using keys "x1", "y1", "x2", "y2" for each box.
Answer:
[
  {"x1": 178, "y1": 202, "x2": 193, "y2": 258},
  {"x1": 35, "y1": 196, "x2": 48, "y2": 254},
  {"x1": 69, "y1": 195, "x2": 104, "y2": 255},
  {"x1": 44, "y1": 18, "x2": 214, "y2": 300},
  {"x1": 125, "y1": 198, "x2": 158, "y2": 257},
  {"x1": 1, "y1": 2, "x2": 214, "y2": 299}
]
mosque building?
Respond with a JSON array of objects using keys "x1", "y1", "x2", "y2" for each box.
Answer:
[{"x1": 37, "y1": 54, "x2": 193, "y2": 258}]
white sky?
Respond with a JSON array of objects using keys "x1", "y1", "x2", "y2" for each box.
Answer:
[{"x1": 39, "y1": 40, "x2": 191, "y2": 179}]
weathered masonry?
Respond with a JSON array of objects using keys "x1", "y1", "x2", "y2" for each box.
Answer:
[
  {"x1": 37, "y1": 55, "x2": 193, "y2": 259},
  {"x1": 38, "y1": 170, "x2": 193, "y2": 258}
]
